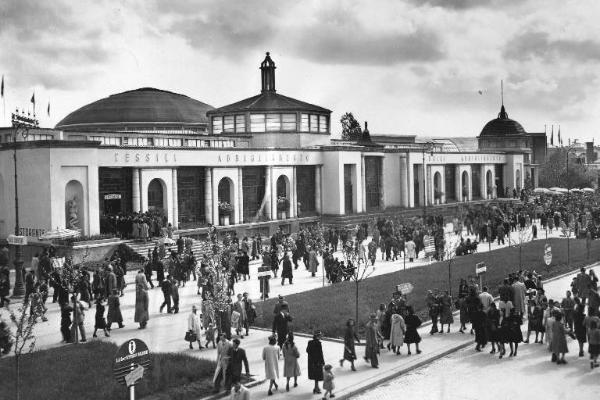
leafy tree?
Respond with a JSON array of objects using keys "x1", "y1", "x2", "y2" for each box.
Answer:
[
  {"x1": 340, "y1": 112, "x2": 362, "y2": 141},
  {"x1": 539, "y1": 148, "x2": 596, "y2": 188}
]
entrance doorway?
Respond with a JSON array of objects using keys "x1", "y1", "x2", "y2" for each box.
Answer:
[
  {"x1": 344, "y1": 164, "x2": 353, "y2": 214},
  {"x1": 148, "y1": 179, "x2": 165, "y2": 211}
]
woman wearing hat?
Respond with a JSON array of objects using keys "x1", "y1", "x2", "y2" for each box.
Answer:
[
  {"x1": 340, "y1": 319, "x2": 360, "y2": 371},
  {"x1": 306, "y1": 331, "x2": 325, "y2": 394},
  {"x1": 187, "y1": 304, "x2": 204, "y2": 350}
]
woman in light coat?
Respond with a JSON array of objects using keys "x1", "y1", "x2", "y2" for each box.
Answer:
[
  {"x1": 308, "y1": 247, "x2": 319, "y2": 277},
  {"x1": 282, "y1": 333, "x2": 301, "y2": 391},
  {"x1": 389, "y1": 313, "x2": 406, "y2": 355},
  {"x1": 405, "y1": 239, "x2": 416, "y2": 262},
  {"x1": 187, "y1": 305, "x2": 203, "y2": 349},
  {"x1": 262, "y1": 336, "x2": 280, "y2": 396}
]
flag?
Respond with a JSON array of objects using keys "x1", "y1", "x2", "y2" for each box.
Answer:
[
  {"x1": 47, "y1": 101, "x2": 50, "y2": 117},
  {"x1": 0, "y1": 75, "x2": 3, "y2": 98},
  {"x1": 30, "y1": 92, "x2": 35, "y2": 105},
  {"x1": 550, "y1": 125, "x2": 554, "y2": 146}
]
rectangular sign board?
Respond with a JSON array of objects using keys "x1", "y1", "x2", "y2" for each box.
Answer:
[
  {"x1": 7, "y1": 235, "x2": 27, "y2": 246},
  {"x1": 475, "y1": 262, "x2": 487, "y2": 275}
]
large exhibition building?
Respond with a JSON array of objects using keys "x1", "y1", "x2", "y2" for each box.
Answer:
[{"x1": 0, "y1": 53, "x2": 546, "y2": 241}]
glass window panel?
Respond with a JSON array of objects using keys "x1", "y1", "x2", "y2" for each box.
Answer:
[
  {"x1": 300, "y1": 114, "x2": 309, "y2": 132},
  {"x1": 319, "y1": 115, "x2": 328, "y2": 133},
  {"x1": 212, "y1": 117, "x2": 223, "y2": 134},
  {"x1": 224, "y1": 115, "x2": 235, "y2": 133},
  {"x1": 310, "y1": 115, "x2": 318, "y2": 132},
  {"x1": 235, "y1": 115, "x2": 246, "y2": 133},
  {"x1": 266, "y1": 114, "x2": 281, "y2": 131},
  {"x1": 250, "y1": 114, "x2": 266, "y2": 132},
  {"x1": 282, "y1": 113, "x2": 296, "y2": 131}
]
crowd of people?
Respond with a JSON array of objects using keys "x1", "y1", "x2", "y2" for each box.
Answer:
[{"x1": 1, "y1": 189, "x2": 600, "y2": 398}]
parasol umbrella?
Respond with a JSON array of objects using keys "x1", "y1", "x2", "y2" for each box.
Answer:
[
  {"x1": 533, "y1": 188, "x2": 549, "y2": 193},
  {"x1": 582, "y1": 188, "x2": 595, "y2": 193},
  {"x1": 158, "y1": 236, "x2": 175, "y2": 246},
  {"x1": 570, "y1": 188, "x2": 581, "y2": 193},
  {"x1": 38, "y1": 227, "x2": 81, "y2": 240}
]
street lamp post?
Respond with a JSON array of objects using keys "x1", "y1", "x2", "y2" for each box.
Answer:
[
  {"x1": 421, "y1": 141, "x2": 436, "y2": 219},
  {"x1": 9, "y1": 110, "x2": 39, "y2": 298}
]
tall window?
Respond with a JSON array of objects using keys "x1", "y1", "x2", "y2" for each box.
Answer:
[
  {"x1": 282, "y1": 114, "x2": 297, "y2": 131},
  {"x1": 250, "y1": 114, "x2": 266, "y2": 132},
  {"x1": 235, "y1": 115, "x2": 246, "y2": 133},
  {"x1": 310, "y1": 115, "x2": 318, "y2": 132},
  {"x1": 319, "y1": 115, "x2": 328, "y2": 133},
  {"x1": 223, "y1": 115, "x2": 235, "y2": 133},
  {"x1": 300, "y1": 114, "x2": 310, "y2": 132},
  {"x1": 212, "y1": 117, "x2": 223, "y2": 134},
  {"x1": 266, "y1": 114, "x2": 281, "y2": 131}
]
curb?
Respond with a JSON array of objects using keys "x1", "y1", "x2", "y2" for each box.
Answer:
[
  {"x1": 335, "y1": 340, "x2": 473, "y2": 400},
  {"x1": 197, "y1": 378, "x2": 266, "y2": 400}
]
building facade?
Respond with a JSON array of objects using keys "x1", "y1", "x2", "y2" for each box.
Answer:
[{"x1": 0, "y1": 53, "x2": 539, "y2": 241}]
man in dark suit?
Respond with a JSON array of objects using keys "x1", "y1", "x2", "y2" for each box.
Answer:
[
  {"x1": 272, "y1": 311, "x2": 292, "y2": 348},
  {"x1": 226, "y1": 338, "x2": 249, "y2": 394}
]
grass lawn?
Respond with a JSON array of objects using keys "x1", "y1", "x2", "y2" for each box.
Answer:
[
  {"x1": 0, "y1": 341, "x2": 219, "y2": 400},
  {"x1": 253, "y1": 238, "x2": 600, "y2": 338}
]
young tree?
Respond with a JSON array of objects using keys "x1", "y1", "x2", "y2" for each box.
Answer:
[
  {"x1": 442, "y1": 235, "x2": 461, "y2": 295},
  {"x1": 8, "y1": 298, "x2": 43, "y2": 400},
  {"x1": 340, "y1": 112, "x2": 362, "y2": 141},
  {"x1": 342, "y1": 242, "x2": 375, "y2": 325}
]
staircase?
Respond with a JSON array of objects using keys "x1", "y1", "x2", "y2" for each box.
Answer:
[{"x1": 123, "y1": 235, "x2": 214, "y2": 260}]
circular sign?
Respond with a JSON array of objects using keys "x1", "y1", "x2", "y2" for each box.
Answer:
[
  {"x1": 543, "y1": 244, "x2": 552, "y2": 266},
  {"x1": 113, "y1": 339, "x2": 151, "y2": 386}
]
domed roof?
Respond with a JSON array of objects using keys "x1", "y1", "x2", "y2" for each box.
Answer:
[
  {"x1": 479, "y1": 105, "x2": 527, "y2": 137},
  {"x1": 56, "y1": 88, "x2": 214, "y2": 131}
]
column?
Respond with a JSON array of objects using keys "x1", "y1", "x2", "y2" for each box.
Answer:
[
  {"x1": 407, "y1": 157, "x2": 415, "y2": 208},
  {"x1": 455, "y1": 167, "x2": 462, "y2": 202},
  {"x1": 467, "y1": 167, "x2": 473, "y2": 201},
  {"x1": 399, "y1": 156, "x2": 409, "y2": 208},
  {"x1": 204, "y1": 168, "x2": 213, "y2": 225},
  {"x1": 212, "y1": 174, "x2": 219, "y2": 226},
  {"x1": 132, "y1": 168, "x2": 141, "y2": 213},
  {"x1": 265, "y1": 167, "x2": 273, "y2": 220},
  {"x1": 171, "y1": 168, "x2": 178, "y2": 229},
  {"x1": 271, "y1": 169, "x2": 278, "y2": 220},
  {"x1": 291, "y1": 167, "x2": 297, "y2": 218},
  {"x1": 379, "y1": 157, "x2": 385, "y2": 210},
  {"x1": 361, "y1": 155, "x2": 366, "y2": 212},
  {"x1": 480, "y1": 165, "x2": 487, "y2": 200},
  {"x1": 237, "y1": 167, "x2": 244, "y2": 224},
  {"x1": 315, "y1": 165, "x2": 322, "y2": 214}
]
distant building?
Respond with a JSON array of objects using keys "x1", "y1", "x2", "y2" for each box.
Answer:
[{"x1": 0, "y1": 53, "x2": 540, "y2": 241}]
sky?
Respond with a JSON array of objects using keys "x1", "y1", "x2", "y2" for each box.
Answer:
[{"x1": 1, "y1": 0, "x2": 599, "y2": 142}]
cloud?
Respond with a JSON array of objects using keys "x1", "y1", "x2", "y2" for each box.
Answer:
[
  {"x1": 404, "y1": 0, "x2": 508, "y2": 10},
  {"x1": 504, "y1": 31, "x2": 600, "y2": 63}
]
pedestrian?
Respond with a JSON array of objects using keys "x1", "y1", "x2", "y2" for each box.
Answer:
[
  {"x1": 282, "y1": 333, "x2": 301, "y2": 391},
  {"x1": 228, "y1": 338, "x2": 250, "y2": 394},
  {"x1": 171, "y1": 277, "x2": 180, "y2": 314},
  {"x1": 187, "y1": 305, "x2": 204, "y2": 350},
  {"x1": 205, "y1": 322, "x2": 216, "y2": 349},
  {"x1": 524, "y1": 298, "x2": 544, "y2": 344},
  {"x1": 24, "y1": 269, "x2": 35, "y2": 303},
  {"x1": 364, "y1": 313, "x2": 381, "y2": 368},
  {"x1": 389, "y1": 313, "x2": 406, "y2": 355},
  {"x1": 551, "y1": 313, "x2": 568, "y2": 364},
  {"x1": 60, "y1": 302, "x2": 73, "y2": 343},
  {"x1": 71, "y1": 296, "x2": 87, "y2": 342},
  {"x1": 272, "y1": 311, "x2": 292, "y2": 348},
  {"x1": 93, "y1": 298, "x2": 110, "y2": 338},
  {"x1": 263, "y1": 336, "x2": 280, "y2": 396},
  {"x1": 0, "y1": 274, "x2": 10, "y2": 308},
  {"x1": 588, "y1": 320, "x2": 600, "y2": 369},
  {"x1": 339, "y1": 318, "x2": 360, "y2": 370},
  {"x1": 307, "y1": 331, "x2": 325, "y2": 394},
  {"x1": 160, "y1": 275, "x2": 173, "y2": 313},
  {"x1": 280, "y1": 253, "x2": 293, "y2": 285},
  {"x1": 426, "y1": 290, "x2": 439, "y2": 334},
  {"x1": 233, "y1": 294, "x2": 247, "y2": 338},
  {"x1": 213, "y1": 333, "x2": 232, "y2": 394},
  {"x1": 322, "y1": 364, "x2": 335, "y2": 400},
  {"x1": 439, "y1": 291, "x2": 454, "y2": 333},
  {"x1": 308, "y1": 247, "x2": 319, "y2": 277},
  {"x1": 107, "y1": 289, "x2": 124, "y2": 330},
  {"x1": 404, "y1": 306, "x2": 422, "y2": 355},
  {"x1": 134, "y1": 275, "x2": 149, "y2": 329},
  {"x1": 405, "y1": 238, "x2": 416, "y2": 262},
  {"x1": 573, "y1": 303, "x2": 587, "y2": 357}
]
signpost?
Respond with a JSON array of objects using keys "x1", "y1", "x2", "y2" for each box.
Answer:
[
  {"x1": 423, "y1": 235, "x2": 435, "y2": 263},
  {"x1": 543, "y1": 244, "x2": 552, "y2": 266},
  {"x1": 475, "y1": 262, "x2": 487, "y2": 289},
  {"x1": 114, "y1": 339, "x2": 151, "y2": 400},
  {"x1": 396, "y1": 282, "x2": 414, "y2": 295}
]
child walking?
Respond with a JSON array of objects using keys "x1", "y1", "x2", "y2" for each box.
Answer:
[{"x1": 322, "y1": 364, "x2": 335, "y2": 399}]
